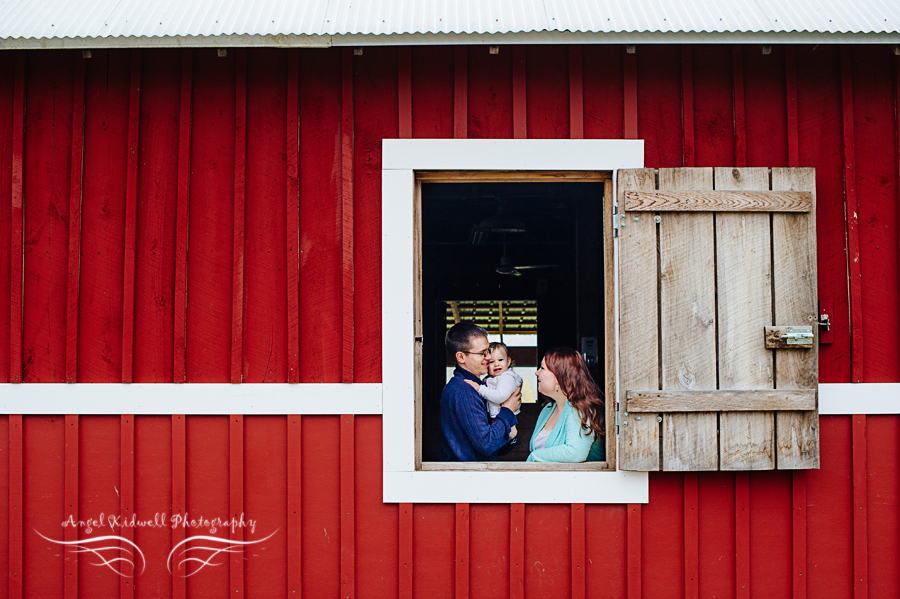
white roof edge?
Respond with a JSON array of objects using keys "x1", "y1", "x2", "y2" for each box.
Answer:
[{"x1": 2, "y1": 30, "x2": 899, "y2": 50}]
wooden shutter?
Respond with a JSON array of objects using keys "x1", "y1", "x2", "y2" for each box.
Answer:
[{"x1": 617, "y1": 167, "x2": 819, "y2": 471}]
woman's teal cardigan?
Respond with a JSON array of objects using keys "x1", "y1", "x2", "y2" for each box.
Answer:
[{"x1": 527, "y1": 399, "x2": 605, "y2": 462}]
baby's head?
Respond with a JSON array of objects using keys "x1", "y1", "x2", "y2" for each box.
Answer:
[{"x1": 487, "y1": 342, "x2": 514, "y2": 377}]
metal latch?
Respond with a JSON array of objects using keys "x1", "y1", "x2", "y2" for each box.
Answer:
[{"x1": 781, "y1": 327, "x2": 814, "y2": 345}]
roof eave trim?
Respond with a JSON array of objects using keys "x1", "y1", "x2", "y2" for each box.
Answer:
[{"x1": 2, "y1": 30, "x2": 899, "y2": 50}]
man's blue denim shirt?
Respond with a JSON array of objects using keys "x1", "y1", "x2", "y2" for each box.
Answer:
[{"x1": 439, "y1": 366, "x2": 518, "y2": 461}]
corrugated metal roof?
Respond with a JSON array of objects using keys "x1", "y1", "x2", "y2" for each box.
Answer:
[{"x1": 1, "y1": 0, "x2": 898, "y2": 47}]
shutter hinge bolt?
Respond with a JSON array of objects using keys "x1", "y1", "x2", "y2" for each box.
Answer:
[{"x1": 654, "y1": 215, "x2": 661, "y2": 223}]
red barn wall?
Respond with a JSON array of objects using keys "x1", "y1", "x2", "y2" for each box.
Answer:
[{"x1": 0, "y1": 45, "x2": 897, "y2": 598}]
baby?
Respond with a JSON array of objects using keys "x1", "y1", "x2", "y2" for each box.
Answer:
[{"x1": 465, "y1": 341, "x2": 523, "y2": 418}]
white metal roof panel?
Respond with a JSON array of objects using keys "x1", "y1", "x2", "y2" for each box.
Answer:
[{"x1": 0, "y1": 0, "x2": 898, "y2": 45}]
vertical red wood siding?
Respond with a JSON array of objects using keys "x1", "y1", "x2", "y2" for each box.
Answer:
[{"x1": 2, "y1": 44, "x2": 900, "y2": 599}]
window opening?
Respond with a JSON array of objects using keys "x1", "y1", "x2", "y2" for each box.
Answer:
[{"x1": 421, "y1": 181, "x2": 607, "y2": 465}]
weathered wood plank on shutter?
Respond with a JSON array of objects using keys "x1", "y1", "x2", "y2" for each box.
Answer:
[
  {"x1": 625, "y1": 190, "x2": 811, "y2": 212},
  {"x1": 626, "y1": 390, "x2": 814, "y2": 412},
  {"x1": 715, "y1": 167, "x2": 775, "y2": 470},
  {"x1": 659, "y1": 168, "x2": 718, "y2": 471},
  {"x1": 617, "y1": 169, "x2": 660, "y2": 471},
  {"x1": 772, "y1": 168, "x2": 819, "y2": 469}
]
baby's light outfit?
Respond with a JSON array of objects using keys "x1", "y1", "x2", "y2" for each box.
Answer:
[{"x1": 479, "y1": 369, "x2": 523, "y2": 417}]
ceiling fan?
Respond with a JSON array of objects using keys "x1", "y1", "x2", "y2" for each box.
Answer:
[{"x1": 495, "y1": 236, "x2": 558, "y2": 277}]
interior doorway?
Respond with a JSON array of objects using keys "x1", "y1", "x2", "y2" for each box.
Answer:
[{"x1": 421, "y1": 180, "x2": 606, "y2": 462}]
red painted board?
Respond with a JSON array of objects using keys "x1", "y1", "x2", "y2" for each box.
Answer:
[
  {"x1": 0, "y1": 417, "x2": 11, "y2": 597},
  {"x1": 232, "y1": 50, "x2": 247, "y2": 384},
  {"x1": 468, "y1": 45, "x2": 513, "y2": 139},
  {"x1": 186, "y1": 49, "x2": 235, "y2": 383},
  {"x1": 413, "y1": 505, "x2": 454, "y2": 599},
  {"x1": 454, "y1": 46, "x2": 468, "y2": 139},
  {"x1": 76, "y1": 416, "x2": 119, "y2": 598},
  {"x1": 456, "y1": 503, "x2": 470, "y2": 599},
  {"x1": 699, "y1": 472, "x2": 735, "y2": 599},
  {"x1": 134, "y1": 48, "x2": 181, "y2": 383},
  {"x1": 866, "y1": 415, "x2": 900, "y2": 597},
  {"x1": 807, "y1": 416, "x2": 853, "y2": 598},
  {"x1": 173, "y1": 49, "x2": 192, "y2": 383},
  {"x1": 121, "y1": 49, "x2": 142, "y2": 384},
  {"x1": 732, "y1": 46, "x2": 747, "y2": 167},
  {"x1": 65, "y1": 58, "x2": 85, "y2": 383},
  {"x1": 172, "y1": 414, "x2": 186, "y2": 599},
  {"x1": 840, "y1": 47, "x2": 864, "y2": 383},
  {"x1": 513, "y1": 46, "x2": 526, "y2": 139},
  {"x1": 399, "y1": 503, "x2": 413, "y2": 599},
  {"x1": 627, "y1": 503, "x2": 641, "y2": 599},
  {"x1": 23, "y1": 51, "x2": 74, "y2": 382},
  {"x1": 792, "y1": 471, "x2": 808, "y2": 599},
  {"x1": 571, "y1": 504, "x2": 585, "y2": 599},
  {"x1": 750, "y1": 471, "x2": 792, "y2": 598},
  {"x1": 286, "y1": 50, "x2": 300, "y2": 383},
  {"x1": 796, "y1": 45, "x2": 851, "y2": 382},
  {"x1": 0, "y1": 57, "x2": 15, "y2": 383},
  {"x1": 302, "y1": 416, "x2": 341, "y2": 595},
  {"x1": 245, "y1": 416, "x2": 288, "y2": 597},
  {"x1": 119, "y1": 415, "x2": 134, "y2": 599},
  {"x1": 642, "y1": 473, "x2": 683, "y2": 598},
  {"x1": 524, "y1": 505, "x2": 570, "y2": 599},
  {"x1": 684, "y1": 473, "x2": 699, "y2": 599},
  {"x1": 230, "y1": 415, "x2": 244, "y2": 595},
  {"x1": 352, "y1": 47, "x2": 395, "y2": 383},
  {"x1": 412, "y1": 46, "x2": 453, "y2": 140},
  {"x1": 244, "y1": 48, "x2": 288, "y2": 383},
  {"x1": 681, "y1": 46, "x2": 695, "y2": 168},
  {"x1": 526, "y1": 45, "x2": 569, "y2": 139},
  {"x1": 287, "y1": 415, "x2": 302, "y2": 597},
  {"x1": 583, "y1": 45, "x2": 624, "y2": 140},
  {"x1": 585, "y1": 505, "x2": 627, "y2": 599},
  {"x1": 510, "y1": 504, "x2": 524, "y2": 599},
  {"x1": 8, "y1": 54, "x2": 23, "y2": 384},
  {"x1": 851, "y1": 415, "x2": 867, "y2": 599},
  {"x1": 744, "y1": 44, "x2": 788, "y2": 168},
  {"x1": 185, "y1": 416, "x2": 230, "y2": 597},
  {"x1": 78, "y1": 50, "x2": 130, "y2": 382},
  {"x1": 623, "y1": 49, "x2": 637, "y2": 140},
  {"x1": 340, "y1": 415, "x2": 355, "y2": 599},
  {"x1": 637, "y1": 45, "x2": 682, "y2": 167},
  {"x1": 8, "y1": 415, "x2": 21, "y2": 599},
  {"x1": 398, "y1": 47, "x2": 412, "y2": 139},
  {"x1": 23, "y1": 417, "x2": 64, "y2": 598},
  {"x1": 785, "y1": 46, "x2": 800, "y2": 168},
  {"x1": 63, "y1": 415, "x2": 78, "y2": 599},
  {"x1": 736, "y1": 472, "x2": 749, "y2": 599},
  {"x1": 298, "y1": 49, "x2": 342, "y2": 383},
  {"x1": 850, "y1": 46, "x2": 900, "y2": 382},
  {"x1": 354, "y1": 416, "x2": 398, "y2": 598},
  {"x1": 134, "y1": 416, "x2": 174, "y2": 599},
  {"x1": 341, "y1": 48, "x2": 354, "y2": 384},
  {"x1": 692, "y1": 44, "x2": 735, "y2": 167},
  {"x1": 469, "y1": 504, "x2": 509, "y2": 599},
  {"x1": 568, "y1": 46, "x2": 584, "y2": 140}
]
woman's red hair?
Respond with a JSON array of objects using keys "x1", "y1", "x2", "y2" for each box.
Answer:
[{"x1": 543, "y1": 347, "x2": 604, "y2": 438}]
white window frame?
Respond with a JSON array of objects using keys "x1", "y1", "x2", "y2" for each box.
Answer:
[{"x1": 382, "y1": 139, "x2": 649, "y2": 503}]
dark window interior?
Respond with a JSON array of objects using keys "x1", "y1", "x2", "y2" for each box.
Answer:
[{"x1": 421, "y1": 182, "x2": 606, "y2": 461}]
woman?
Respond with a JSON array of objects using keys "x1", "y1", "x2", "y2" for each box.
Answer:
[{"x1": 527, "y1": 347, "x2": 605, "y2": 462}]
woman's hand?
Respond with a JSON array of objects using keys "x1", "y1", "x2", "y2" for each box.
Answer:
[
  {"x1": 464, "y1": 379, "x2": 481, "y2": 392},
  {"x1": 509, "y1": 426, "x2": 518, "y2": 440}
]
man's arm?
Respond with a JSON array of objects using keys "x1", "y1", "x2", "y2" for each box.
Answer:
[{"x1": 456, "y1": 391, "x2": 517, "y2": 456}]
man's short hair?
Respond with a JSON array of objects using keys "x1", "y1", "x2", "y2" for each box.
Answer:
[{"x1": 445, "y1": 322, "x2": 488, "y2": 358}]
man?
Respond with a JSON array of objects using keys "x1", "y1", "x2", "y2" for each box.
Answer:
[{"x1": 440, "y1": 322, "x2": 522, "y2": 461}]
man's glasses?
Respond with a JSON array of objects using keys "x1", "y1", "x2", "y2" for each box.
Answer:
[{"x1": 461, "y1": 349, "x2": 491, "y2": 358}]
